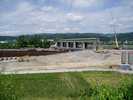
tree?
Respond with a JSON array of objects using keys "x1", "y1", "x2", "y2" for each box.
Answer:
[
  {"x1": 16, "y1": 35, "x2": 28, "y2": 48},
  {"x1": 15, "y1": 35, "x2": 51, "y2": 48}
]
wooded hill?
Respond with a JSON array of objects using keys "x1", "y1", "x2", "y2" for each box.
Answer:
[{"x1": 0, "y1": 32, "x2": 133, "y2": 42}]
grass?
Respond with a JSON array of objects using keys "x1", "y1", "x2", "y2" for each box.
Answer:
[{"x1": 0, "y1": 71, "x2": 133, "y2": 100}]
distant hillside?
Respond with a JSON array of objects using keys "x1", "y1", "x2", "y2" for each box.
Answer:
[
  {"x1": 0, "y1": 32, "x2": 133, "y2": 42},
  {"x1": 0, "y1": 36, "x2": 17, "y2": 41},
  {"x1": 117, "y1": 32, "x2": 133, "y2": 41},
  {"x1": 26, "y1": 33, "x2": 111, "y2": 41},
  {"x1": 30, "y1": 32, "x2": 133, "y2": 41}
]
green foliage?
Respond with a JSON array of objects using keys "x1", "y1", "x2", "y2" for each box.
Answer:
[
  {"x1": 0, "y1": 43, "x2": 15, "y2": 49},
  {"x1": 16, "y1": 35, "x2": 51, "y2": 48},
  {"x1": 0, "y1": 32, "x2": 133, "y2": 49},
  {"x1": 122, "y1": 80, "x2": 133, "y2": 100},
  {"x1": 0, "y1": 72, "x2": 133, "y2": 100},
  {"x1": 16, "y1": 35, "x2": 28, "y2": 48},
  {"x1": 92, "y1": 85, "x2": 124, "y2": 100},
  {"x1": 0, "y1": 35, "x2": 51, "y2": 49},
  {"x1": 91, "y1": 80, "x2": 133, "y2": 100},
  {"x1": 0, "y1": 75, "x2": 18, "y2": 100}
]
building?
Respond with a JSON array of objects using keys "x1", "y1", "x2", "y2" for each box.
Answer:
[{"x1": 54, "y1": 38, "x2": 98, "y2": 50}]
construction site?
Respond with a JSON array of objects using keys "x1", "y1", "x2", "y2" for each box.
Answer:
[{"x1": 0, "y1": 38, "x2": 133, "y2": 74}]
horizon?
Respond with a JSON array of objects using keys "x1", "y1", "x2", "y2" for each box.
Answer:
[
  {"x1": 0, "y1": 0, "x2": 133, "y2": 36},
  {"x1": 0, "y1": 32, "x2": 132, "y2": 37}
]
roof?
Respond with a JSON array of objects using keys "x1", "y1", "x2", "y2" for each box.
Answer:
[{"x1": 56, "y1": 38, "x2": 97, "y2": 42}]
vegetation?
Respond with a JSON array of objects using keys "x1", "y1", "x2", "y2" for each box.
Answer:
[
  {"x1": 0, "y1": 32, "x2": 133, "y2": 49},
  {"x1": 0, "y1": 71, "x2": 133, "y2": 100},
  {"x1": 0, "y1": 36, "x2": 16, "y2": 41},
  {"x1": 0, "y1": 42, "x2": 16, "y2": 49},
  {"x1": 0, "y1": 35, "x2": 51, "y2": 49},
  {"x1": 16, "y1": 35, "x2": 51, "y2": 48}
]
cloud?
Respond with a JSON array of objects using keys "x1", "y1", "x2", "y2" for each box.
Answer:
[
  {"x1": 72, "y1": 0, "x2": 104, "y2": 8},
  {"x1": 0, "y1": 0, "x2": 133, "y2": 35},
  {"x1": 17, "y1": 1, "x2": 34, "y2": 12},
  {"x1": 41, "y1": 6, "x2": 55, "y2": 12},
  {"x1": 59, "y1": 0, "x2": 106, "y2": 9},
  {"x1": 66, "y1": 13, "x2": 84, "y2": 22}
]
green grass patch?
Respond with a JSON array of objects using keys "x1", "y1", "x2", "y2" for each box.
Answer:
[{"x1": 0, "y1": 71, "x2": 133, "y2": 100}]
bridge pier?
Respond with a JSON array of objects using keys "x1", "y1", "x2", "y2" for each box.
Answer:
[{"x1": 55, "y1": 38, "x2": 97, "y2": 50}]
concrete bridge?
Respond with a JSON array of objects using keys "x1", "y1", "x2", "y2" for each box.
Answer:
[{"x1": 55, "y1": 38, "x2": 98, "y2": 50}]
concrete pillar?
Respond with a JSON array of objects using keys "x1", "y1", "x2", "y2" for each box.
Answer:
[
  {"x1": 121, "y1": 51, "x2": 127, "y2": 64},
  {"x1": 93, "y1": 41, "x2": 96, "y2": 50},
  {"x1": 73, "y1": 42, "x2": 76, "y2": 48},
  {"x1": 82, "y1": 42, "x2": 85, "y2": 49},
  {"x1": 66, "y1": 42, "x2": 69, "y2": 48},
  {"x1": 55, "y1": 42, "x2": 57, "y2": 47},
  {"x1": 60, "y1": 42, "x2": 63, "y2": 48}
]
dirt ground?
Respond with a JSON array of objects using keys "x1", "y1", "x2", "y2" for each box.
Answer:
[{"x1": 0, "y1": 50, "x2": 121, "y2": 72}]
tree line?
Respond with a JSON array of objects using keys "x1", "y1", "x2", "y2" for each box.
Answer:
[
  {"x1": 0, "y1": 32, "x2": 133, "y2": 49},
  {"x1": 0, "y1": 35, "x2": 51, "y2": 49}
]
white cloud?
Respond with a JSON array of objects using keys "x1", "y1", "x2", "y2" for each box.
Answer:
[
  {"x1": 66, "y1": 13, "x2": 84, "y2": 22},
  {"x1": 73, "y1": 0, "x2": 103, "y2": 8},
  {"x1": 17, "y1": 1, "x2": 34, "y2": 12},
  {"x1": 63, "y1": 27, "x2": 80, "y2": 32},
  {"x1": 59, "y1": 0, "x2": 105, "y2": 9},
  {"x1": 41, "y1": 6, "x2": 55, "y2": 12},
  {"x1": 0, "y1": 0, "x2": 133, "y2": 35}
]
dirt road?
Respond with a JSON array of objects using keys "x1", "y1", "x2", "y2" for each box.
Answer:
[{"x1": 0, "y1": 50, "x2": 122, "y2": 73}]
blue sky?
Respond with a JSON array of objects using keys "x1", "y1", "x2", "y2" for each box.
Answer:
[{"x1": 0, "y1": 0, "x2": 133, "y2": 36}]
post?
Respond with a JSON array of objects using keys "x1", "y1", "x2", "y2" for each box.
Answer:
[
  {"x1": 73, "y1": 42, "x2": 76, "y2": 48},
  {"x1": 55, "y1": 42, "x2": 57, "y2": 47},
  {"x1": 96, "y1": 38, "x2": 100, "y2": 51},
  {"x1": 60, "y1": 42, "x2": 63, "y2": 48},
  {"x1": 82, "y1": 42, "x2": 85, "y2": 49},
  {"x1": 66, "y1": 42, "x2": 69, "y2": 48},
  {"x1": 124, "y1": 40, "x2": 128, "y2": 64}
]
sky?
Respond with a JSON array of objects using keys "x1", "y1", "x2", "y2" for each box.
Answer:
[{"x1": 0, "y1": 0, "x2": 133, "y2": 36}]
